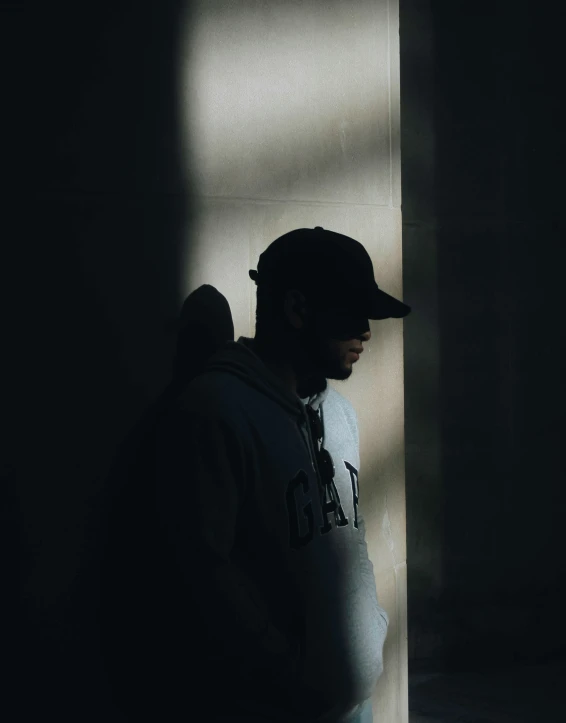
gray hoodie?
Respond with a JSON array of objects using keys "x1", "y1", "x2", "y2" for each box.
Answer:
[{"x1": 155, "y1": 336, "x2": 388, "y2": 722}]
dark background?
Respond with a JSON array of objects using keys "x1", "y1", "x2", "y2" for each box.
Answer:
[
  {"x1": 5, "y1": 2, "x2": 192, "y2": 719},
  {"x1": 402, "y1": 0, "x2": 566, "y2": 674},
  {"x1": 4, "y1": 0, "x2": 565, "y2": 719}
]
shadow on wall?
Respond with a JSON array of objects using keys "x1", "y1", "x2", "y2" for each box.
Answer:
[
  {"x1": 98, "y1": 284, "x2": 235, "y2": 721},
  {"x1": 401, "y1": 0, "x2": 566, "y2": 673},
  {"x1": 6, "y1": 3, "x2": 192, "y2": 720},
  {"x1": 435, "y1": 1, "x2": 566, "y2": 672},
  {"x1": 402, "y1": 5, "x2": 566, "y2": 721}
]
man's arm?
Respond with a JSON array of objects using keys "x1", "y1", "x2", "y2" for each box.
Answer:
[
  {"x1": 155, "y1": 406, "x2": 293, "y2": 672},
  {"x1": 303, "y1": 403, "x2": 389, "y2": 722},
  {"x1": 351, "y1": 405, "x2": 389, "y2": 685},
  {"x1": 154, "y1": 403, "x2": 329, "y2": 717}
]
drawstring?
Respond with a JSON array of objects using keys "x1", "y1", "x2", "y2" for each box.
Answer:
[{"x1": 306, "y1": 404, "x2": 326, "y2": 502}]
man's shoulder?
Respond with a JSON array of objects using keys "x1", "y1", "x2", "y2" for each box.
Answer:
[
  {"x1": 325, "y1": 386, "x2": 359, "y2": 439},
  {"x1": 175, "y1": 370, "x2": 252, "y2": 422},
  {"x1": 326, "y1": 385, "x2": 356, "y2": 418}
]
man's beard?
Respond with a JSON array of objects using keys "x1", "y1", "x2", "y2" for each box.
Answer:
[{"x1": 294, "y1": 328, "x2": 347, "y2": 397}]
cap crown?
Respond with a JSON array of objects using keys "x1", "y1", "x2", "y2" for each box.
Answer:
[{"x1": 254, "y1": 227, "x2": 376, "y2": 310}]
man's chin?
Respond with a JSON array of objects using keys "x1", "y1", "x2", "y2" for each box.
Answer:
[{"x1": 325, "y1": 364, "x2": 353, "y2": 382}]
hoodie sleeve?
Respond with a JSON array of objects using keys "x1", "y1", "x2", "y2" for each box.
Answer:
[
  {"x1": 347, "y1": 403, "x2": 389, "y2": 692},
  {"x1": 355, "y1": 424, "x2": 389, "y2": 690},
  {"x1": 154, "y1": 402, "x2": 329, "y2": 716},
  {"x1": 356, "y1": 508, "x2": 389, "y2": 682},
  {"x1": 303, "y1": 404, "x2": 389, "y2": 721},
  {"x1": 305, "y1": 505, "x2": 389, "y2": 723}
]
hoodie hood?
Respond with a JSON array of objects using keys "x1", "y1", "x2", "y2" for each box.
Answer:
[{"x1": 203, "y1": 336, "x2": 331, "y2": 419}]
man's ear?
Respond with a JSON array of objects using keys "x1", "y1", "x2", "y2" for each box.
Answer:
[{"x1": 283, "y1": 289, "x2": 308, "y2": 330}]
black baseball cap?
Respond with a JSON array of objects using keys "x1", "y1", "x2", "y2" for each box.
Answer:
[{"x1": 249, "y1": 226, "x2": 411, "y2": 320}]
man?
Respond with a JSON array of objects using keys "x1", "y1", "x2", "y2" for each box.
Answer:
[{"x1": 155, "y1": 226, "x2": 411, "y2": 722}]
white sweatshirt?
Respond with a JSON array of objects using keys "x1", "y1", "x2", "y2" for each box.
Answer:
[{"x1": 155, "y1": 336, "x2": 388, "y2": 722}]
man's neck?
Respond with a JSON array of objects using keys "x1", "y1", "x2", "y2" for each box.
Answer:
[
  {"x1": 251, "y1": 335, "x2": 298, "y2": 395},
  {"x1": 251, "y1": 335, "x2": 325, "y2": 399}
]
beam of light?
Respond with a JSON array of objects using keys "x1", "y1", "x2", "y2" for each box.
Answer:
[
  {"x1": 180, "y1": 0, "x2": 392, "y2": 209},
  {"x1": 177, "y1": 2, "x2": 407, "y2": 717}
]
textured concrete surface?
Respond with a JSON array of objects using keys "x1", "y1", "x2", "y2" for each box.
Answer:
[{"x1": 401, "y1": 0, "x2": 566, "y2": 670}]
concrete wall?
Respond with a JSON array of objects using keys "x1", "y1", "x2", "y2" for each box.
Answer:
[
  {"x1": 8, "y1": 4, "x2": 191, "y2": 719},
  {"x1": 181, "y1": 1, "x2": 407, "y2": 719},
  {"x1": 399, "y1": 0, "x2": 444, "y2": 664},
  {"x1": 401, "y1": 0, "x2": 566, "y2": 670}
]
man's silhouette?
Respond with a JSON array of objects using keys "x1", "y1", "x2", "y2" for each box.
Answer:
[{"x1": 153, "y1": 227, "x2": 411, "y2": 722}]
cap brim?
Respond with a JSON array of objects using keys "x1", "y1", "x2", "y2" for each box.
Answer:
[{"x1": 368, "y1": 288, "x2": 411, "y2": 320}]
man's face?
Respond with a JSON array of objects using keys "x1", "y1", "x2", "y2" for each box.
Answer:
[{"x1": 295, "y1": 303, "x2": 372, "y2": 383}]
